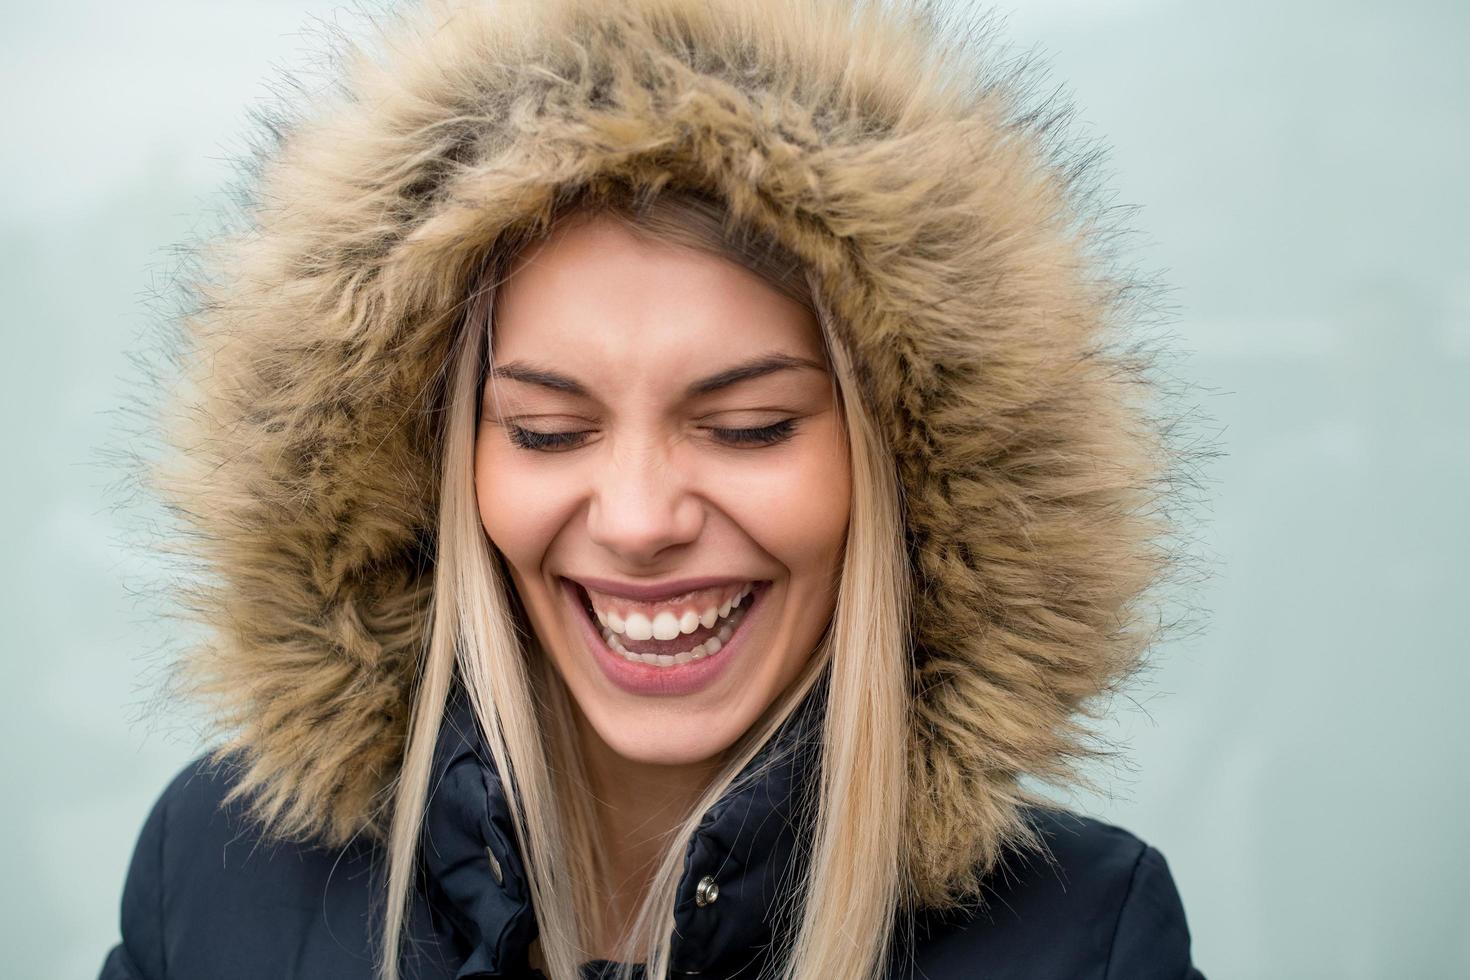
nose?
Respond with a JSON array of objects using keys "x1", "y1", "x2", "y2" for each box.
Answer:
[{"x1": 585, "y1": 441, "x2": 704, "y2": 567}]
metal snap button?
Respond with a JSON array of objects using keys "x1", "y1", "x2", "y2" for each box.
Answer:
[
  {"x1": 695, "y1": 875, "x2": 719, "y2": 907},
  {"x1": 485, "y1": 845, "x2": 504, "y2": 885}
]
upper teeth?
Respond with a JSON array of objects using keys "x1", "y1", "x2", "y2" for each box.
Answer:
[{"x1": 592, "y1": 582, "x2": 754, "y2": 640}]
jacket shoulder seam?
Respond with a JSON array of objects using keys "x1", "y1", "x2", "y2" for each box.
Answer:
[{"x1": 1101, "y1": 838, "x2": 1150, "y2": 980}]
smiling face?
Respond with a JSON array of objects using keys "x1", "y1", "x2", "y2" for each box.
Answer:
[{"x1": 473, "y1": 213, "x2": 851, "y2": 768}]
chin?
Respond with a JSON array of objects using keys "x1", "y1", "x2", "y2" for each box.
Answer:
[{"x1": 584, "y1": 702, "x2": 748, "y2": 767}]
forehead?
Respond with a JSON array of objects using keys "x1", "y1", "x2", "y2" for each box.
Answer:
[{"x1": 490, "y1": 215, "x2": 825, "y2": 367}]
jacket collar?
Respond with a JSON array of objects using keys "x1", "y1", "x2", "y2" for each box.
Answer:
[{"x1": 421, "y1": 679, "x2": 826, "y2": 979}]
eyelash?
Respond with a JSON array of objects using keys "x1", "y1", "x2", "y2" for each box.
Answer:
[{"x1": 506, "y1": 419, "x2": 799, "y2": 452}]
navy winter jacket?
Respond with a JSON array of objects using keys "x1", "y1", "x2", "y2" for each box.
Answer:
[{"x1": 99, "y1": 687, "x2": 1203, "y2": 979}]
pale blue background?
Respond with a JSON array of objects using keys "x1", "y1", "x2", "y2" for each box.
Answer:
[{"x1": 3, "y1": 1, "x2": 1467, "y2": 977}]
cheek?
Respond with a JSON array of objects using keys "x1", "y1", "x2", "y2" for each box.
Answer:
[
  {"x1": 719, "y1": 423, "x2": 852, "y2": 579},
  {"x1": 473, "y1": 432, "x2": 572, "y2": 569}
]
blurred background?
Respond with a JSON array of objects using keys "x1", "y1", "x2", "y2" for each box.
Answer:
[{"x1": 3, "y1": 1, "x2": 1466, "y2": 977}]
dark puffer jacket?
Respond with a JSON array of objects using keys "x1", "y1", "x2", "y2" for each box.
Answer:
[
  {"x1": 100, "y1": 683, "x2": 1201, "y2": 979},
  {"x1": 98, "y1": 0, "x2": 1210, "y2": 974}
]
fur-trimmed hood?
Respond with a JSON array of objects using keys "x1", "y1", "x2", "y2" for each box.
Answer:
[{"x1": 138, "y1": 0, "x2": 1197, "y2": 911}]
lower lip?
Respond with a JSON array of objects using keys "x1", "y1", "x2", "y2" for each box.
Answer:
[{"x1": 562, "y1": 578, "x2": 769, "y2": 696}]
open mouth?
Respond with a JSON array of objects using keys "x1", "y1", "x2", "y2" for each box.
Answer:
[{"x1": 567, "y1": 579, "x2": 766, "y2": 670}]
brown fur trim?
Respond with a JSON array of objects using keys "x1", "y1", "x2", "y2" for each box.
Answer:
[{"x1": 121, "y1": 0, "x2": 1210, "y2": 909}]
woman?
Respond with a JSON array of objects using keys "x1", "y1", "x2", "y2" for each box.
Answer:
[{"x1": 101, "y1": 0, "x2": 1205, "y2": 978}]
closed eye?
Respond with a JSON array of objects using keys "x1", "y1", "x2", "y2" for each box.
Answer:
[
  {"x1": 505, "y1": 425, "x2": 589, "y2": 451},
  {"x1": 707, "y1": 418, "x2": 799, "y2": 447}
]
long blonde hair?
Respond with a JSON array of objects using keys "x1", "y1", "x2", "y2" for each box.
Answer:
[{"x1": 380, "y1": 186, "x2": 913, "y2": 980}]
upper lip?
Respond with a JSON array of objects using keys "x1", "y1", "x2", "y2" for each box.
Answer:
[{"x1": 564, "y1": 575, "x2": 764, "y2": 602}]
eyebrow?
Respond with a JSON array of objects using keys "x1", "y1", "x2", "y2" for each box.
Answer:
[{"x1": 487, "y1": 352, "x2": 828, "y2": 400}]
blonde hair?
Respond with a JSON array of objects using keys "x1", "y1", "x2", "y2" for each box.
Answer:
[{"x1": 380, "y1": 186, "x2": 913, "y2": 980}]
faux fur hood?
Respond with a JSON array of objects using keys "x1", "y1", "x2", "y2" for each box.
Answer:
[{"x1": 133, "y1": 0, "x2": 1201, "y2": 910}]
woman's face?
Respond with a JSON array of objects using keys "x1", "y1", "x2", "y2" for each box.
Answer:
[{"x1": 474, "y1": 214, "x2": 850, "y2": 767}]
